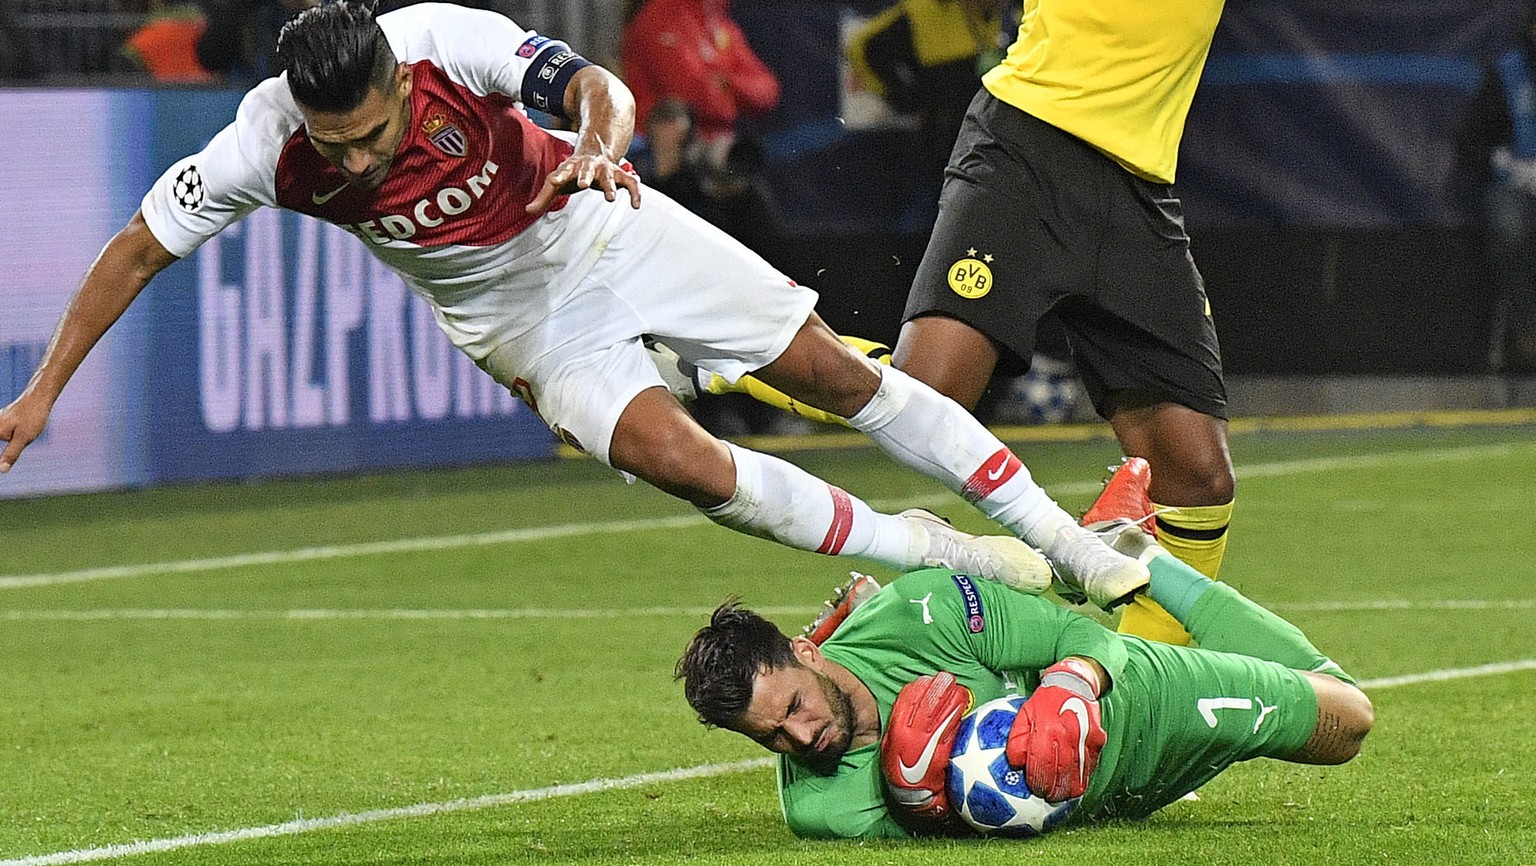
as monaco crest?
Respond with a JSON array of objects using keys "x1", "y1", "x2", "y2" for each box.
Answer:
[{"x1": 422, "y1": 112, "x2": 467, "y2": 158}]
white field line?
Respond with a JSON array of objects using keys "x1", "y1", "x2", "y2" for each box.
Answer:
[
  {"x1": 4, "y1": 598, "x2": 1534, "y2": 622},
  {"x1": 0, "y1": 606, "x2": 820, "y2": 621},
  {"x1": 1226, "y1": 441, "x2": 1528, "y2": 479},
  {"x1": 3, "y1": 441, "x2": 1530, "y2": 592},
  {"x1": 1270, "y1": 598, "x2": 1536, "y2": 612},
  {"x1": 1357, "y1": 658, "x2": 1536, "y2": 689},
  {"x1": 0, "y1": 514, "x2": 718, "y2": 591},
  {"x1": 0, "y1": 758, "x2": 774, "y2": 866},
  {"x1": 2, "y1": 658, "x2": 1531, "y2": 866}
]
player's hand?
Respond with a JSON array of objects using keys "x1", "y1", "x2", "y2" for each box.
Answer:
[
  {"x1": 0, "y1": 392, "x2": 52, "y2": 474},
  {"x1": 1006, "y1": 658, "x2": 1106, "y2": 802},
  {"x1": 525, "y1": 152, "x2": 642, "y2": 214},
  {"x1": 880, "y1": 672, "x2": 972, "y2": 823}
]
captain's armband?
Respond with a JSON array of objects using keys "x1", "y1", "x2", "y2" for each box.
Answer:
[{"x1": 518, "y1": 36, "x2": 593, "y2": 118}]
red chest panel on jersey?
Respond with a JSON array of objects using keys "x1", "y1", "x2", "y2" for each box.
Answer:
[{"x1": 275, "y1": 60, "x2": 572, "y2": 247}]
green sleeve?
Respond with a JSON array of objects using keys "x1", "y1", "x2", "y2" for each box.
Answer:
[
  {"x1": 776, "y1": 753, "x2": 910, "y2": 840},
  {"x1": 898, "y1": 570, "x2": 1128, "y2": 690}
]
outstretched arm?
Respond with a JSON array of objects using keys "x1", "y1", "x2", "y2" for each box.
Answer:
[
  {"x1": 0, "y1": 210, "x2": 176, "y2": 473},
  {"x1": 526, "y1": 65, "x2": 642, "y2": 214}
]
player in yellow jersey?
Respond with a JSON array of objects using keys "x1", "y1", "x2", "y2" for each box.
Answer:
[
  {"x1": 892, "y1": 0, "x2": 1234, "y2": 645},
  {"x1": 653, "y1": 2, "x2": 1236, "y2": 646}
]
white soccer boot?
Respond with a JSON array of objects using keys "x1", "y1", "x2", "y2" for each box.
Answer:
[
  {"x1": 1043, "y1": 523, "x2": 1151, "y2": 611},
  {"x1": 1088, "y1": 518, "x2": 1167, "y2": 566},
  {"x1": 900, "y1": 508, "x2": 1053, "y2": 595}
]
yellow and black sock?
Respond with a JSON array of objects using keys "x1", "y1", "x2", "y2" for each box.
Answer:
[
  {"x1": 1153, "y1": 500, "x2": 1233, "y2": 579},
  {"x1": 1117, "y1": 500, "x2": 1233, "y2": 646}
]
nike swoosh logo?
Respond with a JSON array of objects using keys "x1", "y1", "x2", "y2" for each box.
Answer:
[
  {"x1": 986, "y1": 460, "x2": 1007, "y2": 481},
  {"x1": 312, "y1": 182, "x2": 350, "y2": 205},
  {"x1": 1060, "y1": 697, "x2": 1091, "y2": 787},
  {"x1": 897, "y1": 707, "x2": 961, "y2": 784}
]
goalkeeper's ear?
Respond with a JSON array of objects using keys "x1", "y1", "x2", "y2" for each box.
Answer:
[{"x1": 880, "y1": 672, "x2": 973, "y2": 825}]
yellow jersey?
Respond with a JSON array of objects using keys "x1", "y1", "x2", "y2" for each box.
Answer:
[{"x1": 981, "y1": 0, "x2": 1226, "y2": 183}]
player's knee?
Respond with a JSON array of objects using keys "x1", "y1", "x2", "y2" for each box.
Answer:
[
  {"x1": 1114, "y1": 403, "x2": 1234, "y2": 505},
  {"x1": 1182, "y1": 451, "x2": 1235, "y2": 503},
  {"x1": 786, "y1": 345, "x2": 881, "y2": 418},
  {"x1": 1153, "y1": 451, "x2": 1234, "y2": 506}
]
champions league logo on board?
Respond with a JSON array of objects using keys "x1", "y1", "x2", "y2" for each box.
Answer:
[{"x1": 422, "y1": 113, "x2": 467, "y2": 158}]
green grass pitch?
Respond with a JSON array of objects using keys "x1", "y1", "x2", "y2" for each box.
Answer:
[{"x1": 2, "y1": 422, "x2": 1534, "y2": 865}]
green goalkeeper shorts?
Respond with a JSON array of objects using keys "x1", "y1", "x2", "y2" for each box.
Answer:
[{"x1": 1081, "y1": 639, "x2": 1320, "y2": 821}]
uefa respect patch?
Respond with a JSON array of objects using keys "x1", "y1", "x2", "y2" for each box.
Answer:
[
  {"x1": 951, "y1": 574, "x2": 986, "y2": 633},
  {"x1": 517, "y1": 35, "x2": 550, "y2": 58}
]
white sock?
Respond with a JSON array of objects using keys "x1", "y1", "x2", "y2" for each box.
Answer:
[
  {"x1": 845, "y1": 365, "x2": 1076, "y2": 546},
  {"x1": 702, "y1": 443, "x2": 917, "y2": 567}
]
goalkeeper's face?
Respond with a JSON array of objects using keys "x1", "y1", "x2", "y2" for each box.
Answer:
[{"x1": 732, "y1": 662, "x2": 858, "y2": 774}]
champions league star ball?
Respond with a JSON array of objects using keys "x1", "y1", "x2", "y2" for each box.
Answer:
[
  {"x1": 945, "y1": 696, "x2": 1079, "y2": 837},
  {"x1": 998, "y1": 355, "x2": 1084, "y2": 425},
  {"x1": 172, "y1": 165, "x2": 205, "y2": 213}
]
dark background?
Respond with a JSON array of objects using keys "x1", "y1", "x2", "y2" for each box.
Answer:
[{"x1": 725, "y1": 1, "x2": 1522, "y2": 376}]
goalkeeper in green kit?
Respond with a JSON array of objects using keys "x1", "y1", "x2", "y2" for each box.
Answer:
[{"x1": 675, "y1": 459, "x2": 1373, "y2": 839}]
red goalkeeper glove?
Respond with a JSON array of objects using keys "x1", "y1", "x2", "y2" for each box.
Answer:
[
  {"x1": 1005, "y1": 657, "x2": 1106, "y2": 802},
  {"x1": 880, "y1": 672, "x2": 973, "y2": 822}
]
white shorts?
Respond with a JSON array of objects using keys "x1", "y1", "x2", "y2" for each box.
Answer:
[{"x1": 478, "y1": 191, "x2": 819, "y2": 466}]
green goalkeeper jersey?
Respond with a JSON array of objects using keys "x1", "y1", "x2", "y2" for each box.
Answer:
[{"x1": 776, "y1": 569, "x2": 1318, "y2": 839}]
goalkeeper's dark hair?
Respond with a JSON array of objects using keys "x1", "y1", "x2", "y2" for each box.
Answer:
[
  {"x1": 278, "y1": 0, "x2": 397, "y2": 113},
  {"x1": 676, "y1": 600, "x2": 798, "y2": 728}
]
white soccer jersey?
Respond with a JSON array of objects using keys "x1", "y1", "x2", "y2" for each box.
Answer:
[{"x1": 140, "y1": 2, "x2": 631, "y2": 359}]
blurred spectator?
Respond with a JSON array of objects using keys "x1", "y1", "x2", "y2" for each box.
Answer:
[
  {"x1": 628, "y1": 100, "x2": 783, "y2": 435},
  {"x1": 625, "y1": 83, "x2": 778, "y2": 262},
  {"x1": 846, "y1": 0, "x2": 1006, "y2": 190},
  {"x1": 195, "y1": 0, "x2": 316, "y2": 83},
  {"x1": 623, "y1": 0, "x2": 785, "y2": 434},
  {"x1": 631, "y1": 97, "x2": 713, "y2": 215},
  {"x1": 121, "y1": 3, "x2": 216, "y2": 82},
  {"x1": 1459, "y1": 10, "x2": 1536, "y2": 374},
  {"x1": 621, "y1": 0, "x2": 780, "y2": 167}
]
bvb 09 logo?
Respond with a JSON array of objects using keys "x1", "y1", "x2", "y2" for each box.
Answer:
[{"x1": 948, "y1": 254, "x2": 993, "y2": 299}]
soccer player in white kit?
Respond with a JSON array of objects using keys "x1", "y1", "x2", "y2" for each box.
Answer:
[{"x1": 0, "y1": 1, "x2": 1145, "y2": 607}]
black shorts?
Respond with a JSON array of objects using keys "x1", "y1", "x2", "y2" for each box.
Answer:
[{"x1": 904, "y1": 90, "x2": 1227, "y2": 420}]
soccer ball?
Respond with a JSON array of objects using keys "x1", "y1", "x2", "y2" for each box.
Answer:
[
  {"x1": 997, "y1": 354, "x2": 1084, "y2": 425},
  {"x1": 946, "y1": 695, "x2": 1079, "y2": 837}
]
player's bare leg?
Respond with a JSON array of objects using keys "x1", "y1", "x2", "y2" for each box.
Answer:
[
  {"x1": 607, "y1": 386, "x2": 1051, "y2": 590},
  {"x1": 755, "y1": 313, "x2": 1147, "y2": 610},
  {"x1": 749, "y1": 314, "x2": 883, "y2": 417},
  {"x1": 646, "y1": 336, "x2": 892, "y2": 428},
  {"x1": 891, "y1": 314, "x2": 1000, "y2": 413},
  {"x1": 1109, "y1": 402, "x2": 1234, "y2": 510},
  {"x1": 1087, "y1": 498, "x2": 1373, "y2": 765},
  {"x1": 1107, "y1": 401, "x2": 1235, "y2": 642},
  {"x1": 608, "y1": 386, "x2": 737, "y2": 505},
  {"x1": 649, "y1": 312, "x2": 997, "y2": 427}
]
